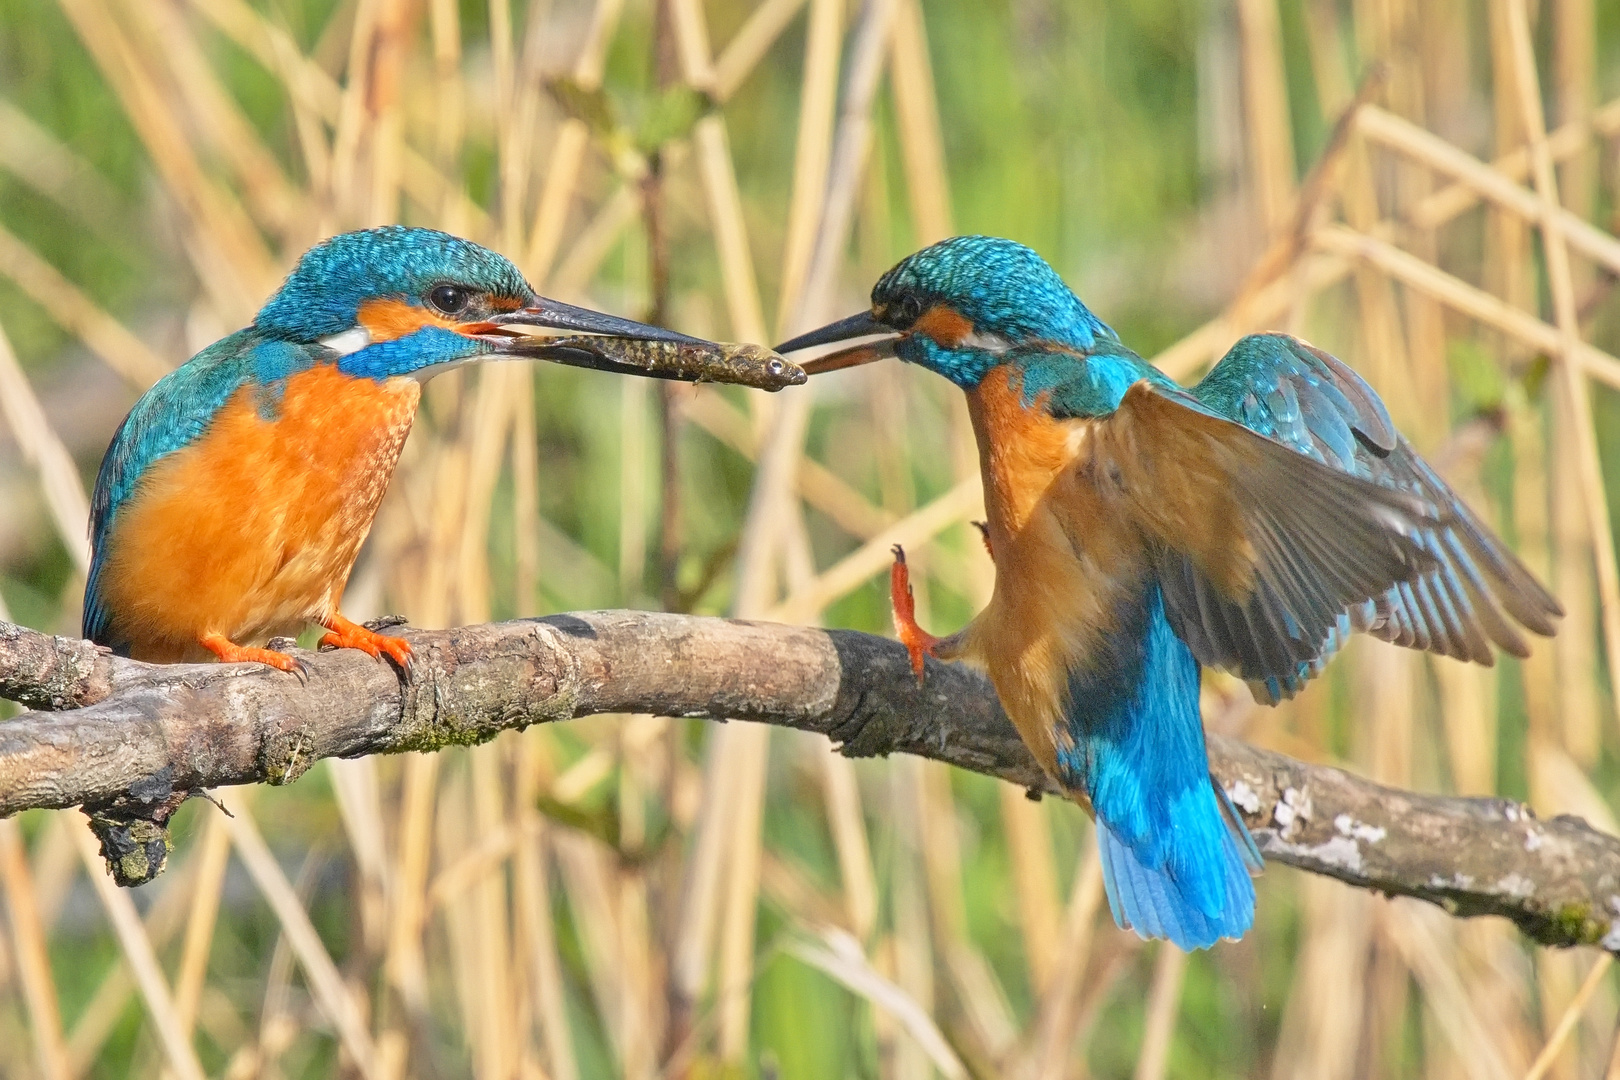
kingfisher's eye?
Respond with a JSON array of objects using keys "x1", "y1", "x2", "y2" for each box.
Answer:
[
  {"x1": 893, "y1": 294, "x2": 925, "y2": 326},
  {"x1": 428, "y1": 285, "x2": 471, "y2": 314}
]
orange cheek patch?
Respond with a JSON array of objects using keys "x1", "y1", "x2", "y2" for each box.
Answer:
[
  {"x1": 913, "y1": 304, "x2": 976, "y2": 348},
  {"x1": 357, "y1": 297, "x2": 463, "y2": 342}
]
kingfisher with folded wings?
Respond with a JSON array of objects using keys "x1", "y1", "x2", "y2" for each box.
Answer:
[
  {"x1": 83, "y1": 226, "x2": 799, "y2": 673},
  {"x1": 779, "y1": 235, "x2": 1561, "y2": 950}
]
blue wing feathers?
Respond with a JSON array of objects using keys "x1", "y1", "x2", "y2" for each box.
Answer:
[{"x1": 82, "y1": 333, "x2": 321, "y2": 644}]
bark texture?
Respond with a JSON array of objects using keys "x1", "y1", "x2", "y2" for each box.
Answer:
[{"x1": 1, "y1": 613, "x2": 1615, "y2": 950}]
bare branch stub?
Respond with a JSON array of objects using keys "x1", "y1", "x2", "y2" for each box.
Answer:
[{"x1": 0, "y1": 613, "x2": 1617, "y2": 950}]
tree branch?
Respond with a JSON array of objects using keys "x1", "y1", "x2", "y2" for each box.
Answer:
[{"x1": 2, "y1": 613, "x2": 1617, "y2": 951}]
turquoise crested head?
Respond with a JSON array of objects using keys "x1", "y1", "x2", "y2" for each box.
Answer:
[
  {"x1": 776, "y1": 236, "x2": 1116, "y2": 390},
  {"x1": 253, "y1": 226, "x2": 537, "y2": 343}
]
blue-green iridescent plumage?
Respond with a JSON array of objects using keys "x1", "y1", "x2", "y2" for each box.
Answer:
[
  {"x1": 84, "y1": 227, "x2": 537, "y2": 651},
  {"x1": 858, "y1": 236, "x2": 1560, "y2": 949}
]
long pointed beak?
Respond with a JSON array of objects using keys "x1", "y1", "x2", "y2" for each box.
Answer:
[
  {"x1": 775, "y1": 310, "x2": 898, "y2": 375},
  {"x1": 490, "y1": 297, "x2": 703, "y2": 343}
]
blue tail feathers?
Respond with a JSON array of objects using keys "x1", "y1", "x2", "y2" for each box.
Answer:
[
  {"x1": 1097, "y1": 794, "x2": 1258, "y2": 951},
  {"x1": 1056, "y1": 583, "x2": 1262, "y2": 951}
]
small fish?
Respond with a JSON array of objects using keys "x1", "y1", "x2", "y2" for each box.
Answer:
[{"x1": 509, "y1": 335, "x2": 807, "y2": 391}]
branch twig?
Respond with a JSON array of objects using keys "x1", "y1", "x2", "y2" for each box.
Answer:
[{"x1": 1, "y1": 614, "x2": 1616, "y2": 952}]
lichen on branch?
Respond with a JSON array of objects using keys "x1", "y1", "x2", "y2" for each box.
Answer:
[{"x1": 1, "y1": 612, "x2": 1617, "y2": 950}]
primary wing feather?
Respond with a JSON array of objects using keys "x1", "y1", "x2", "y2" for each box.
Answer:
[{"x1": 1167, "y1": 333, "x2": 1560, "y2": 701}]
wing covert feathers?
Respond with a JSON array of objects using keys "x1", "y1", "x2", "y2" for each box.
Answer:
[{"x1": 1089, "y1": 377, "x2": 1561, "y2": 702}]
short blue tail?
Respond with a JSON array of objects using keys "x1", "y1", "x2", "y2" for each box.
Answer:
[
  {"x1": 1056, "y1": 583, "x2": 1263, "y2": 951},
  {"x1": 1096, "y1": 781, "x2": 1261, "y2": 950}
]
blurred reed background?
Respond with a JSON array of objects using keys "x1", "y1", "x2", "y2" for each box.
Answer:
[{"x1": 1, "y1": 0, "x2": 1619, "y2": 1076}]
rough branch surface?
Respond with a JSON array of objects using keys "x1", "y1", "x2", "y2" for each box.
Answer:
[{"x1": 2, "y1": 613, "x2": 1617, "y2": 950}]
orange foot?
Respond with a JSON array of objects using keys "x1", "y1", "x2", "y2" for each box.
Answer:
[
  {"x1": 320, "y1": 612, "x2": 413, "y2": 670},
  {"x1": 199, "y1": 632, "x2": 302, "y2": 674},
  {"x1": 890, "y1": 544, "x2": 942, "y2": 683},
  {"x1": 970, "y1": 519, "x2": 994, "y2": 559}
]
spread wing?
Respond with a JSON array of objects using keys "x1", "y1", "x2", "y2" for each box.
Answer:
[
  {"x1": 83, "y1": 333, "x2": 319, "y2": 647},
  {"x1": 1056, "y1": 333, "x2": 1561, "y2": 703}
]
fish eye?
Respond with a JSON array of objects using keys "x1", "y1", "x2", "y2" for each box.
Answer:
[{"x1": 428, "y1": 284, "x2": 471, "y2": 315}]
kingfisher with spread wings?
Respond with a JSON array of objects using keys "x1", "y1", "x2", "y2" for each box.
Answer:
[{"x1": 778, "y1": 236, "x2": 1561, "y2": 950}]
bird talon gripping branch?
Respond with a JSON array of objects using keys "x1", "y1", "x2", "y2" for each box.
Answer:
[
  {"x1": 889, "y1": 544, "x2": 942, "y2": 682},
  {"x1": 198, "y1": 633, "x2": 302, "y2": 674},
  {"x1": 319, "y1": 613, "x2": 413, "y2": 669}
]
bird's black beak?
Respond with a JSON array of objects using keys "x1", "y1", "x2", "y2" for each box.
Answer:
[
  {"x1": 775, "y1": 311, "x2": 898, "y2": 375},
  {"x1": 488, "y1": 297, "x2": 703, "y2": 344}
]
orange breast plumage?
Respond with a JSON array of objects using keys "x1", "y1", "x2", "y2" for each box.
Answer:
[{"x1": 94, "y1": 365, "x2": 421, "y2": 662}]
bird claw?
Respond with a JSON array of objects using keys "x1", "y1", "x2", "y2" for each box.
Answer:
[
  {"x1": 319, "y1": 614, "x2": 414, "y2": 673},
  {"x1": 890, "y1": 544, "x2": 942, "y2": 684},
  {"x1": 198, "y1": 633, "x2": 304, "y2": 675}
]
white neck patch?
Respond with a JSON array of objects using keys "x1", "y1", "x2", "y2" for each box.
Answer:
[
  {"x1": 319, "y1": 326, "x2": 372, "y2": 356},
  {"x1": 962, "y1": 329, "x2": 1011, "y2": 355}
]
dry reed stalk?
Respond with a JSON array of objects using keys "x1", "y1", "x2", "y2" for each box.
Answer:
[
  {"x1": 437, "y1": 765, "x2": 491, "y2": 1069},
  {"x1": 768, "y1": 476, "x2": 982, "y2": 622},
  {"x1": 551, "y1": 184, "x2": 642, "y2": 297},
  {"x1": 712, "y1": 0, "x2": 809, "y2": 102},
  {"x1": 513, "y1": 734, "x2": 578, "y2": 1080},
  {"x1": 554, "y1": 828, "x2": 638, "y2": 1070},
  {"x1": 1314, "y1": 225, "x2": 1620, "y2": 390},
  {"x1": 385, "y1": 752, "x2": 440, "y2": 1015},
  {"x1": 1235, "y1": 0, "x2": 1297, "y2": 233},
  {"x1": 361, "y1": 0, "x2": 410, "y2": 229},
  {"x1": 427, "y1": 0, "x2": 464, "y2": 178},
  {"x1": 169, "y1": 810, "x2": 229, "y2": 1040},
  {"x1": 1026, "y1": 831, "x2": 1104, "y2": 1080},
  {"x1": 774, "y1": 0, "x2": 843, "y2": 333},
  {"x1": 118, "y1": 0, "x2": 303, "y2": 238},
  {"x1": 892, "y1": 759, "x2": 936, "y2": 1080},
  {"x1": 523, "y1": 0, "x2": 625, "y2": 283},
  {"x1": 1412, "y1": 94, "x2": 1620, "y2": 227},
  {"x1": 1132, "y1": 945, "x2": 1187, "y2": 1080},
  {"x1": 1000, "y1": 788, "x2": 1062, "y2": 997},
  {"x1": 1553, "y1": 0, "x2": 1597, "y2": 227},
  {"x1": 1502, "y1": 0, "x2": 1620, "y2": 752},
  {"x1": 1551, "y1": 377, "x2": 1601, "y2": 768},
  {"x1": 70, "y1": 823, "x2": 208, "y2": 1080},
  {"x1": 0, "y1": 320, "x2": 91, "y2": 575},
  {"x1": 1386, "y1": 903, "x2": 1516, "y2": 1080},
  {"x1": 53, "y1": 0, "x2": 273, "y2": 317},
  {"x1": 216, "y1": 791, "x2": 383, "y2": 1079},
  {"x1": 0, "y1": 819, "x2": 70, "y2": 1080},
  {"x1": 888, "y1": 0, "x2": 951, "y2": 245},
  {"x1": 0, "y1": 100, "x2": 128, "y2": 240},
  {"x1": 820, "y1": 752, "x2": 879, "y2": 940},
  {"x1": 328, "y1": 0, "x2": 382, "y2": 221},
  {"x1": 328, "y1": 757, "x2": 393, "y2": 956},
  {"x1": 0, "y1": 223, "x2": 170, "y2": 389},
  {"x1": 621, "y1": 376, "x2": 651, "y2": 597},
  {"x1": 64, "y1": 841, "x2": 201, "y2": 1074},
  {"x1": 788, "y1": 928, "x2": 970, "y2": 1080},
  {"x1": 456, "y1": 368, "x2": 521, "y2": 621},
  {"x1": 1267, "y1": 877, "x2": 1373, "y2": 1080},
  {"x1": 680, "y1": 386, "x2": 894, "y2": 536},
  {"x1": 469, "y1": 744, "x2": 519, "y2": 1080},
  {"x1": 1428, "y1": 428, "x2": 1503, "y2": 796},
  {"x1": 511, "y1": 378, "x2": 542, "y2": 613},
  {"x1": 1357, "y1": 106, "x2": 1620, "y2": 275}
]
